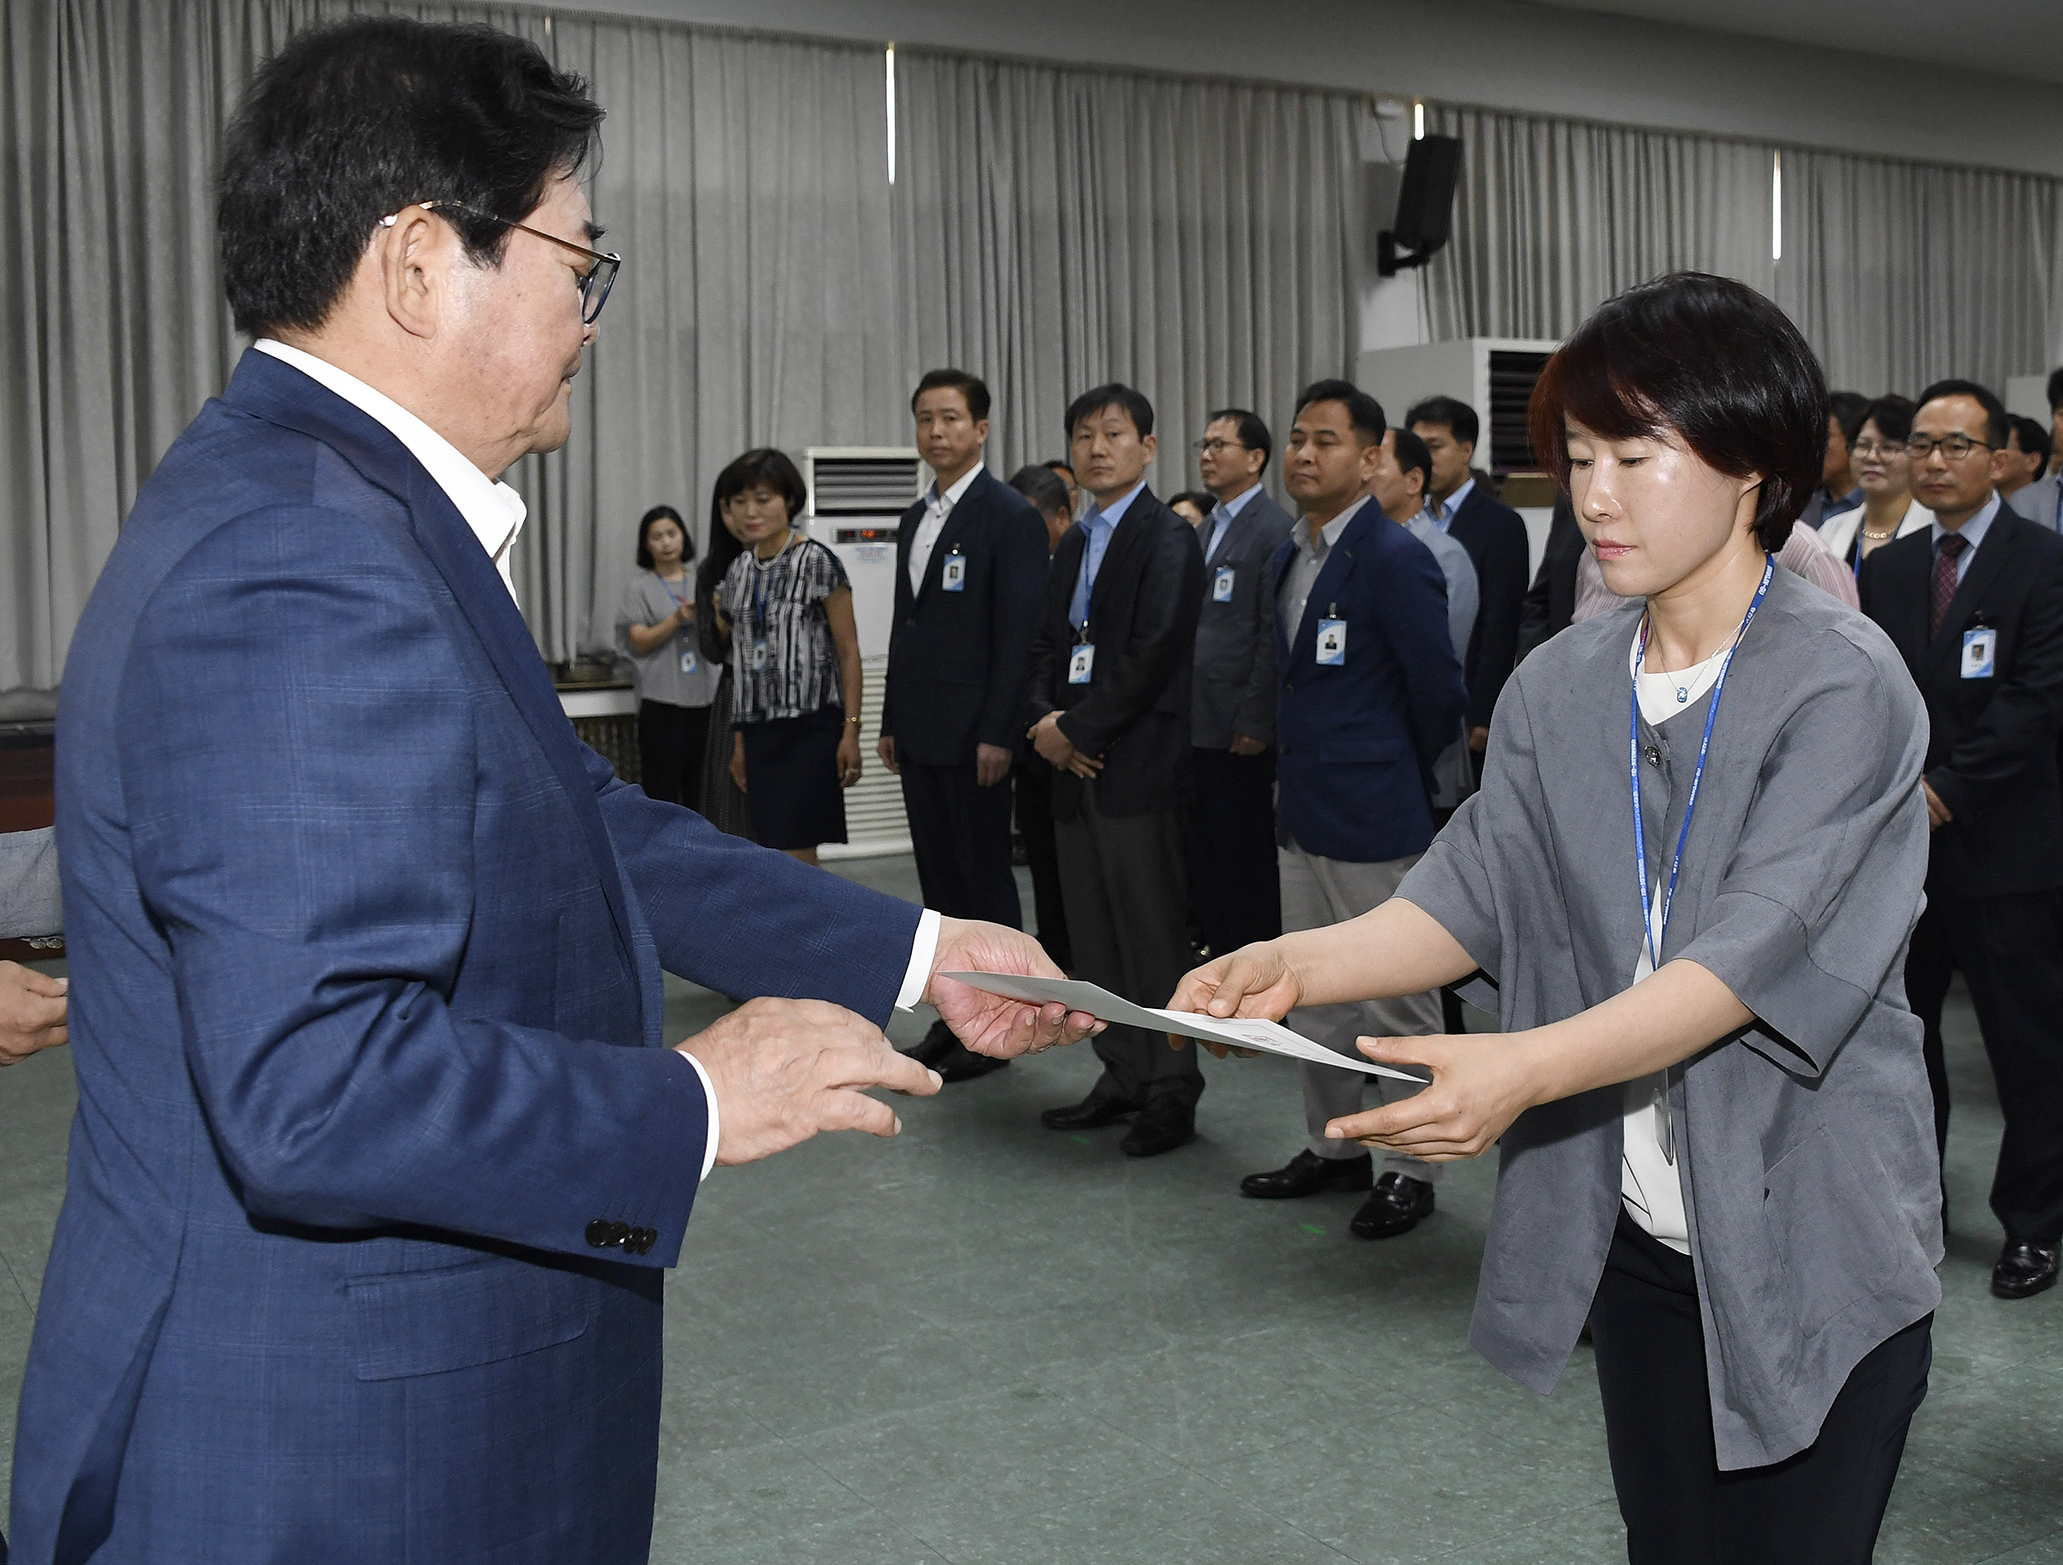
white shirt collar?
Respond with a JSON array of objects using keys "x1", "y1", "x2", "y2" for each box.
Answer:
[
  {"x1": 1298, "y1": 495, "x2": 1371, "y2": 551},
  {"x1": 254, "y1": 339, "x2": 529, "y2": 605},
  {"x1": 928, "y1": 460, "x2": 985, "y2": 511},
  {"x1": 1932, "y1": 491, "x2": 2001, "y2": 555}
]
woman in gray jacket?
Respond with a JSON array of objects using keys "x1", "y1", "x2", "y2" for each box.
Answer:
[{"x1": 1175, "y1": 273, "x2": 1938, "y2": 1564}]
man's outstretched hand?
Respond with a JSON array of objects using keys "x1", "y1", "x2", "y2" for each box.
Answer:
[
  {"x1": 679, "y1": 997, "x2": 941, "y2": 1166},
  {"x1": 924, "y1": 917, "x2": 1102, "y2": 1058}
]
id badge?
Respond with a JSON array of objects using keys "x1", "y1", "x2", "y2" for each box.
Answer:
[
  {"x1": 1961, "y1": 626, "x2": 1997, "y2": 679},
  {"x1": 942, "y1": 553, "x2": 967, "y2": 592},
  {"x1": 1067, "y1": 643, "x2": 1096, "y2": 685},
  {"x1": 1212, "y1": 566, "x2": 1236, "y2": 603},
  {"x1": 678, "y1": 647, "x2": 699, "y2": 676},
  {"x1": 1316, "y1": 618, "x2": 1347, "y2": 665},
  {"x1": 749, "y1": 639, "x2": 770, "y2": 673}
]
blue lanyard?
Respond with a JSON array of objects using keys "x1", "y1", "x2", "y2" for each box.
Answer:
[{"x1": 1630, "y1": 554, "x2": 1774, "y2": 974}]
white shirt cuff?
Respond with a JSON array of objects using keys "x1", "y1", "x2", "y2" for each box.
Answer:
[
  {"x1": 897, "y1": 909, "x2": 943, "y2": 1012},
  {"x1": 679, "y1": 1050, "x2": 722, "y2": 1181}
]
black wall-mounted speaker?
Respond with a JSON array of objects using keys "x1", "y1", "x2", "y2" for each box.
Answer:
[{"x1": 1379, "y1": 133, "x2": 1462, "y2": 276}]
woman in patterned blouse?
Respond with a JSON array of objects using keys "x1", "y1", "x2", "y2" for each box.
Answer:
[{"x1": 711, "y1": 448, "x2": 864, "y2": 863}]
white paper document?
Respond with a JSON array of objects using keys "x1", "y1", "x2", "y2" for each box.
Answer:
[{"x1": 938, "y1": 971, "x2": 1431, "y2": 1084}]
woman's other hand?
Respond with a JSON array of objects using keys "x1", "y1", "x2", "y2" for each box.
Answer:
[
  {"x1": 1324, "y1": 1032, "x2": 1544, "y2": 1161},
  {"x1": 730, "y1": 732, "x2": 748, "y2": 794},
  {"x1": 836, "y1": 726, "x2": 862, "y2": 788}
]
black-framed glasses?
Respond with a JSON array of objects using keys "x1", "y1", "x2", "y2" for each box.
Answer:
[
  {"x1": 1193, "y1": 437, "x2": 1248, "y2": 455},
  {"x1": 1904, "y1": 434, "x2": 1993, "y2": 461},
  {"x1": 382, "y1": 200, "x2": 621, "y2": 324}
]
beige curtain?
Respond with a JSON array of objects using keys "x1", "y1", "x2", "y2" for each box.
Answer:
[{"x1": 892, "y1": 48, "x2": 1364, "y2": 494}]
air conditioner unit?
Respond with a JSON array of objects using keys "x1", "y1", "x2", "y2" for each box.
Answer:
[{"x1": 801, "y1": 448, "x2": 925, "y2": 860}]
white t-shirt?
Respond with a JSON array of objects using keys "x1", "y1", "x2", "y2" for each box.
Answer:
[{"x1": 1620, "y1": 633, "x2": 1728, "y2": 1255}]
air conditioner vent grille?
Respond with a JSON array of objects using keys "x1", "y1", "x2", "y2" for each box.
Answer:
[
  {"x1": 808, "y1": 453, "x2": 924, "y2": 514},
  {"x1": 1488, "y1": 350, "x2": 1554, "y2": 473}
]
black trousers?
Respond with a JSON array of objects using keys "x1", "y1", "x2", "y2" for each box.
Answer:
[
  {"x1": 1013, "y1": 759, "x2": 1071, "y2": 970},
  {"x1": 1591, "y1": 1213, "x2": 1929, "y2": 1565},
  {"x1": 636, "y1": 699, "x2": 710, "y2": 813},
  {"x1": 1183, "y1": 746, "x2": 1281, "y2": 959},
  {"x1": 901, "y1": 760, "x2": 1022, "y2": 928},
  {"x1": 1055, "y1": 783, "x2": 1203, "y2": 1108},
  {"x1": 1905, "y1": 889, "x2": 2063, "y2": 1243}
]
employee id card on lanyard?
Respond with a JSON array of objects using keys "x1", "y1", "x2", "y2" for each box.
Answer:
[
  {"x1": 663, "y1": 585, "x2": 699, "y2": 675},
  {"x1": 1212, "y1": 566, "x2": 1236, "y2": 603},
  {"x1": 1962, "y1": 623, "x2": 1997, "y2": 678},
  {"x1": 1316, "y1": 610, "x2": 1347, "y2": 665},
  {"x1": 1628, "y1": 554, "x2": 1774, "y2": 1164},
  {"x1": 1068, "y1": 635, "x2": 1095, "y2": 685},
  {"x1": 942, "y1": 549, "x2": 967, "y2": 592}
]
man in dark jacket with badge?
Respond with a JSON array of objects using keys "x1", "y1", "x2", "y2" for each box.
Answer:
[{"x1": 1237, "y1": 380, "x2": 1465, "y2": 1237}]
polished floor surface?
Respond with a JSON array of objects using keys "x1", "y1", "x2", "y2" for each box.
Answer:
[{"x1": 3, "y1": 853, "x2": 2059, "y2": 1562}]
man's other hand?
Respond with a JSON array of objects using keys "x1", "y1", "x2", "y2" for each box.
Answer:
[
  {"x1": 877, "y1": 734, "x2": 900, "y2": 775},
  {"x1": 975, "y1": 743, "x2": 1013, "y2": 787},
  {"x1": 678, "y1": 998, "x2": 941, "y2": 1166},
  {"x1": 925, "y1": 917, "x2": 1101, "y2": 1058},
  {"x1": 0, "y1": 961, "x2": 68, "y2": 1065}
]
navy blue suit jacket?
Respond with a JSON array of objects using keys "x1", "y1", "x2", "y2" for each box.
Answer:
[
  {"x1": 12, "y1": 350, "x2": 921, "y2": 1565},
  {"x1": 1445, "y1": 483, "x2": 1531, "y2": 732},
  {"x1": 880, "y1": 467, "x2": 1049, "y2": 767},
  {"x1": 1273, "y1": 505, "x2": 1467, "y2": 863}
]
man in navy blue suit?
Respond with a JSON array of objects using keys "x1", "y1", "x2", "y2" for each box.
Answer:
[
  {"x1": 1236, "y1": 382, "x2": 1465, "y2": 1239},
  {"x1": 879, "y1": 370, "x2": 1051, "y2": 1082},
  {"x1": 9, "y1": 20, "x2": 1090, "y2": 1564}
]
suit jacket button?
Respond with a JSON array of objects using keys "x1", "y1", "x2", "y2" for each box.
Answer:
[
  {"x1": 1284, "y1": 682, "x2": 1295, "y2": 694},
  {"x1": 638, "y1": 1228, "x2": 657, "y2": 1254},
  {"x1": 1279, "y1": 742, "x2": 1291, "y2": 755},
  {"x1": 585, "y1": 1219, "x2": 613, "y2": 1248}
]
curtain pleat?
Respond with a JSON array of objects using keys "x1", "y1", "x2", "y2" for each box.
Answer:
[
  {"x1": 1424, "y1": 100, "x2": 2062, "y2": 397},
  {"x1": 890, "y1": 50, "x2": 1363, "y2": 496}
]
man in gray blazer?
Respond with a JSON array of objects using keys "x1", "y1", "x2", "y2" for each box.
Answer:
[
  {"x1": 2004, "y1": 413, "x2": 2059, "y2": 531},
  {"x1": 1185, "y1": 408, "x2": 1296, "y2": 960}
]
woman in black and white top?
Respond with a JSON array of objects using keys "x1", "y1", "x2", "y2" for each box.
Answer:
[
  {"x1": 712, "y1": 448, "x2": 863, "y2": 863},
  {"x1": 616, "y1": 505, "x2": 722, "y2": 811}
]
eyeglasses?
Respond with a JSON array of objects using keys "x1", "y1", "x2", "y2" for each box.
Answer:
[
  {"x1": 1851, "y1": 440, "x2": 1905, "y2": 458},
  {"x1": 1193, "y1": 438, "x2": 1248, "y2": 456},
  {"x1": 380, "y1": 200, "x2": 621, "y2": 325},
  {"x1": 1904, "y1": 434, "x2": 1993, "y2": 461}
]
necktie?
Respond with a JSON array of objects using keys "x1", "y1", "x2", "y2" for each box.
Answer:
[{"x1": 1931, "y1": 532, "x2": 1968, "y2": 637}]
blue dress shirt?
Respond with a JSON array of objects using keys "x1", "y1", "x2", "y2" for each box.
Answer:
[
  {"x1": 1204, "y1": 481, "x2": 1261, "y2": 562},
  {"x1": 1931, "y1": 491, "x2": 2002, "y2": 587},
  {"x1": 1429, "y1": 475, "x2": 1476, "y2": 531},
  {"x1": 1069, "y1": 480, "x2": 1147, "y2": 630}
]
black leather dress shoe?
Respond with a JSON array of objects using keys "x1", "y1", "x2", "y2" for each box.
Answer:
[
  {"x1": 1992, "y1": 1239, "x2": 2061, "y2": 1300},
  {"x1": 1349, "y1": 1171, "x2": 1435, "y2": 1239},
  {"x1": 1040, "y1": 1088, "x2": 1141, "y2": 1131},
  {"x1": 1239, "y1": 1149, "x2": 1374, "y2": 1200},
  {"x1": 935, "y1": 1040, "x2": 1009, "y2": 1083},
  {"x1": 901, "y1": 1019, "x2": 958, "y2": 1068},
  {"x1": 1120, "y1": 1099, "x2": 1196, "y2": 1158}
]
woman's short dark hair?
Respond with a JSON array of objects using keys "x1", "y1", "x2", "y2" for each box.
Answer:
[
  {"x1": 1527, "y1": 272, "x2": 1827, "y2": 553},
  {"x1": 1007, "y1": 463, "x2": 1072, "y2": 518},
  {"x1": 635, "y1": 504, "x2": 693, "y2": 571},
  {"x1": 711, "y1": 448, "x2": 808, "y2": 524},
  {"x1": 1859, "y1": 395, "x2": 1917, "y2": 447},
  {"x1": 219, "y1": 17, "x2": 604, "y2": 336},
  {"x1": 1169, "y1": 490, "x2": 1217, "y2": 519}
]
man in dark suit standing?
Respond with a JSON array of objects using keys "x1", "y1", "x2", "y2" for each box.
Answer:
[
  {"x1": 1406, "y1": 397, "x2": 1529, "y2": 767},
  {"x1": 1029, "y1": 384, "x2": 1208, "y2": 1156},
  {"x1": 8, "y1": 22, "x2": 1093, "y2": 1562},
  {"x1": 1186, "y1": 408, "x2": 1295, "y2": 960},
  {"x1": 1238, "y1": 382, "x2": 1465, "y2": 1237},
  {"x1": 1860, "y1": 378, "x2": 2063, "y2": 1302},
  {"x1": 1516, "y1": 493, "x2": 1584, "y2": 661},
  {"x1": 880, "y1": 370, "x2": 1051, "y2": 1081}
]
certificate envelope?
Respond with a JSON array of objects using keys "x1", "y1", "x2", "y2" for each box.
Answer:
[{"x1": 938, "y1": 971, "x2": 1430, "y2": 1084}]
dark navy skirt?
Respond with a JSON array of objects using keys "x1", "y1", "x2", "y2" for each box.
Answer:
[{"x1": 737, "y1": 705, "x2": 847, "y2": 850}]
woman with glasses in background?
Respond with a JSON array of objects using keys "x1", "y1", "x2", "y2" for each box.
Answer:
[{"x1": 1819, "y1": 395, "x2": 1931, "y2": 574}]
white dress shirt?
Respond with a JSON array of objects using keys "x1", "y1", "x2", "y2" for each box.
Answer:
[
  {"x1": 909, "y1": 462, "x2": 985, "y2": 592},
  {"x1": 254, "y1": 339, "x2": 945, "y2": 1179}
]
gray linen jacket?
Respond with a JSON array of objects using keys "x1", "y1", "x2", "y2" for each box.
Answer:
[
  {"x1": 1398, "y1": 565, "x2": 1942, "y2": 1469},
  {"x1": 1191, "y1": 488, "x2": 1296, "y2": 749}
]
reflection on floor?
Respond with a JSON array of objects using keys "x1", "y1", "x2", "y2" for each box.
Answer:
[{"x1": 2, "y1": 853, "x2": 2057, "y2": 1562}]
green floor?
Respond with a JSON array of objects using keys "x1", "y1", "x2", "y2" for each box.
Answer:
[{"x1": 3, "y1": 854, "x2": 2059, "y2": 1562}]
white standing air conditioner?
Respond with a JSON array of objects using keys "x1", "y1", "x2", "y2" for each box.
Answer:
[{"x1": 802, "y1": 448, "x2": 925, "y2": 860}]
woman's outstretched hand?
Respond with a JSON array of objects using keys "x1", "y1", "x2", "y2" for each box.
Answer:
[
  {"x1": 1166, "y1": 942, "x2": 1304, "y2": 1059},
  {"x1": 1323, "y1": 1032, "x2": 1543, "y2": 1161}
]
